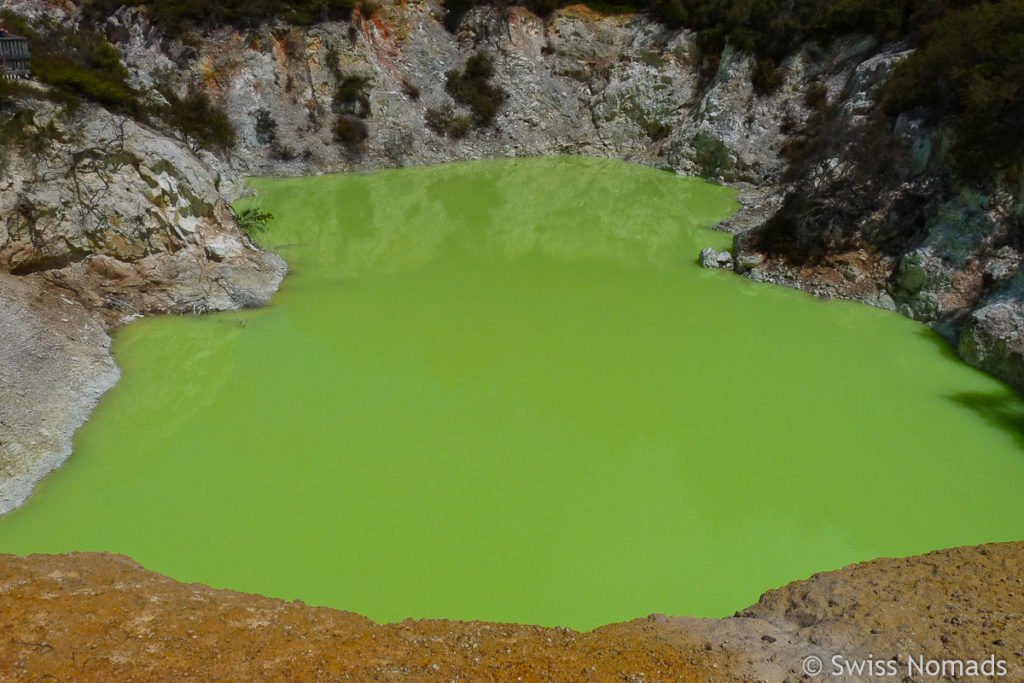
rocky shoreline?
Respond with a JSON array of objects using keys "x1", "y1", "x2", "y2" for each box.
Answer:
[
  {"x1": 2, "y1": 541, "x2": 1021, "y2": 681},
  {"x1": 0, "y1": 90, "x2": 286, "y2": 515},
  {"x1": 0, "y1": 273, "x2": 119, "y2": 516}
]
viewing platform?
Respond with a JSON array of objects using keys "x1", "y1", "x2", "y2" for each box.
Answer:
[{"x1": 0, "y1": 34, "x2": 31, "y2": 78}]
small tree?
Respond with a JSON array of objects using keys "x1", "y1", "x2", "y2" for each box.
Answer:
[{"x1": 232, "y1": 207, "x2": 273, "y2": 237}]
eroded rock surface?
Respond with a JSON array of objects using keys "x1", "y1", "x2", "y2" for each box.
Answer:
[
  {"x1": 1, "y1": 542, "x2": 1021, "y2": 681},
  {"x1": 0, "y1": 273, "x2": 118, "y2": 516},
  {"x1": 100, "y1": 1, "x2": 863, "y2": 184},
  {"x1": 959, "y1": 296, "x2": 1024, "y2": 389},
  {"x1": 0, "y1": 93, "x2": 285, "y2": 321}
]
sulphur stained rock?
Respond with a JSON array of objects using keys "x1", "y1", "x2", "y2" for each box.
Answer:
[{"x1": 3, "y1": 541, "x2": 1024, "y2": 681}]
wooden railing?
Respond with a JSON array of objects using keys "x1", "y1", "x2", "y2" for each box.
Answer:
[{"x1": 0, "y1": 35, "x2": 31, "y2": 78}]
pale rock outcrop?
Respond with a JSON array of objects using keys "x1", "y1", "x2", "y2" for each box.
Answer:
[
  {"x1": 959, "y1": 292, "x2": 1024, "y2": 391},
  {"x1": 100, "y1": 0, "x2": 856, "y2": 184},
  {"x1": 698, "y1": 247, "x2": 731, "y2": 269},
  {"x1": 0, "y1": 273, "x2": 119, "y2": 516},
  {"x1": 698, "y1": 247, "x2": 719, "y2": 268},
  {"x1": 0, "y1": 91, "x2": 286, "y2": 322}
]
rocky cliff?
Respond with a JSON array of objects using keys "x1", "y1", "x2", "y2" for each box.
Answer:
[
  {"x1": 0, "y1": 88, "x2": 286, "y2": 323},
  {"x1": 0, "y1": 0, "x2": 919, "y2": 511},
  {"x1": 104, "y1": 0, "x2": 810, "y2": 181},
  {"x1": 1, "y1": 41, "x2": 286, "y2": 513}
]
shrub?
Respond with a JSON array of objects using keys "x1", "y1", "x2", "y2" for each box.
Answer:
[
  {"x1": 271, "y1": 142, "x2": 297, "y2": 160},
  {"x1": 444, "y1": 52, "x2": 507, "y2": 127},
  {"x1": 401, "y1": 78, "x2": 420, "y2": 100},
  {"x1": 750, "y1": 58, "x2": 782, "y2": 95},
  {"x1": 333, "y1": 74, "x2": 372, "y2": 118},
  {"x1": 644, "y1": 120, "x2": 671, "y2": 141},
  {"x1": 253, "y1": 107, "x2": 278, "y2": 145},
  {"x1": 357, "y1": 0, "x2": 379, "y2": 19},
  {"x1": 31, "y1": 53, "x2": 144, "y2": 116},
  {"x1": 425, "y1": 104, "x2": 471, "y2": 138},
  {"x1": 803, "y1": 80, "x2": 828, "y2": 111},
  {"x1": 274, "y1": 28, "x2": 302, "y2": 58},
  {"x1": 0, "y1": 10, "x2": 149, "y2": 121},
  {"x1": 334, "y1": 113, "x2": 368, "y2": 152},
  {"x1": 324, "y1": 47, "x2": 342, "y2": 80},
  {"x1": 0, "y1": 10, "x2": 146, "y2": 117},
  {"x1": 162, "y1": 89, "x2": 236, "y2": 152},
  {"x1": 0, "y1": 78, "x2": 17, "y2": 109},
  {"x1": 880, "y1": 0, "x2": 1024, "y2": 180},
  {"x1": 0, "y1": 107, "x2": 34, "y2": 147},
  {"x1": 693, "y1": 132, "x2": 732, "y2": 178},
  {"x1": 82, "y1": 0, "x2": 355, "y2": 34},
  {"x1": 93, "y1": 41, "x2": 131, "y2": 82}
]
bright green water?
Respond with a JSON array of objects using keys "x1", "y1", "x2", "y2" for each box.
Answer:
[{"x1": 3, "y1": 156, "x2": 1024, "y2": 630}]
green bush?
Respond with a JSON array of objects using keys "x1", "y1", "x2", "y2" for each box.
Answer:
[
  {"x1": 438, "y1": 0, "x2": 944, "y2": 70},
  {"x1": 444, "y1": 52, "x2": 507, "y2": 127},
  {"x1": 333, "y1": 74, "x2": 372, "y2": 118},
  {"x1": 83, "y1": 0, "x2": 356, "y2": 34},
  {"x1": 356, "y1": 0, "x2": 379, "y2": 19},
  {"x1": 233, "y1": 207, "x2": 274, "y2": 236},
  {"x1": 162, "y1": 89, "x2": 236, "y2": 152},
  {"x1": 334, "y1": 113, "x2": 368, "y2": 152},
  {"x1": 0, "y1": 74, "x2": 31, "y2": 110},
  {"x1": 1, "y1": 10, "x2": 145, "y2": 117},
  {"x1": 253, "y1": 107, "x2": 278, "y2": 145},
  {"x1": 803, "y1": 80, "x2": 828, "y2": 111},
  {"x1": 693, "y1": 132, "x2": 732, "y2": 178},
  {"x1": 31, "y1": 53, "x2": 143, "y2": 116},
  {"x1": 401, "y1": 78, "x2": 420, "y2": 100},
  {"x1": 881, "y1": 0, "x2": 1024, "y2": 180},
  {"x1": 644, "y1": 120, "x2": 671, "y2": 141},
  {"x1": 425, "y1": 104, "x2": 471, "y2": 138}
]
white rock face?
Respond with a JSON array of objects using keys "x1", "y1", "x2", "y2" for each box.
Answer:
[
  {"x1": 205, "y1": 234, "x2": 245, "y2": 262},
  {"x1": 960, "y1": 298, "x2": 1024, "y2": 391},
  {"x1": 102, "y1": 1, "x2": 880, "y2": 183},
  {"x1": 0, "y1": 92, "x2": 286, "y2": 318}
]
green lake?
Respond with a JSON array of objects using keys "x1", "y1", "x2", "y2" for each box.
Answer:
[{"x1": 3, "y1": 156, "x2": 1024, "y2": 630}]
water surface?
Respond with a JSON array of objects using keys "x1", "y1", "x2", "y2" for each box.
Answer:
[{"x1": 3, "y1": 157, "x2": 1024, "y2": 630}]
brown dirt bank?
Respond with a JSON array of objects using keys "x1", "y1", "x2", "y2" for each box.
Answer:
[{"x1": 1, "y1": 543, "x2": 1022, "y2": 681}]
